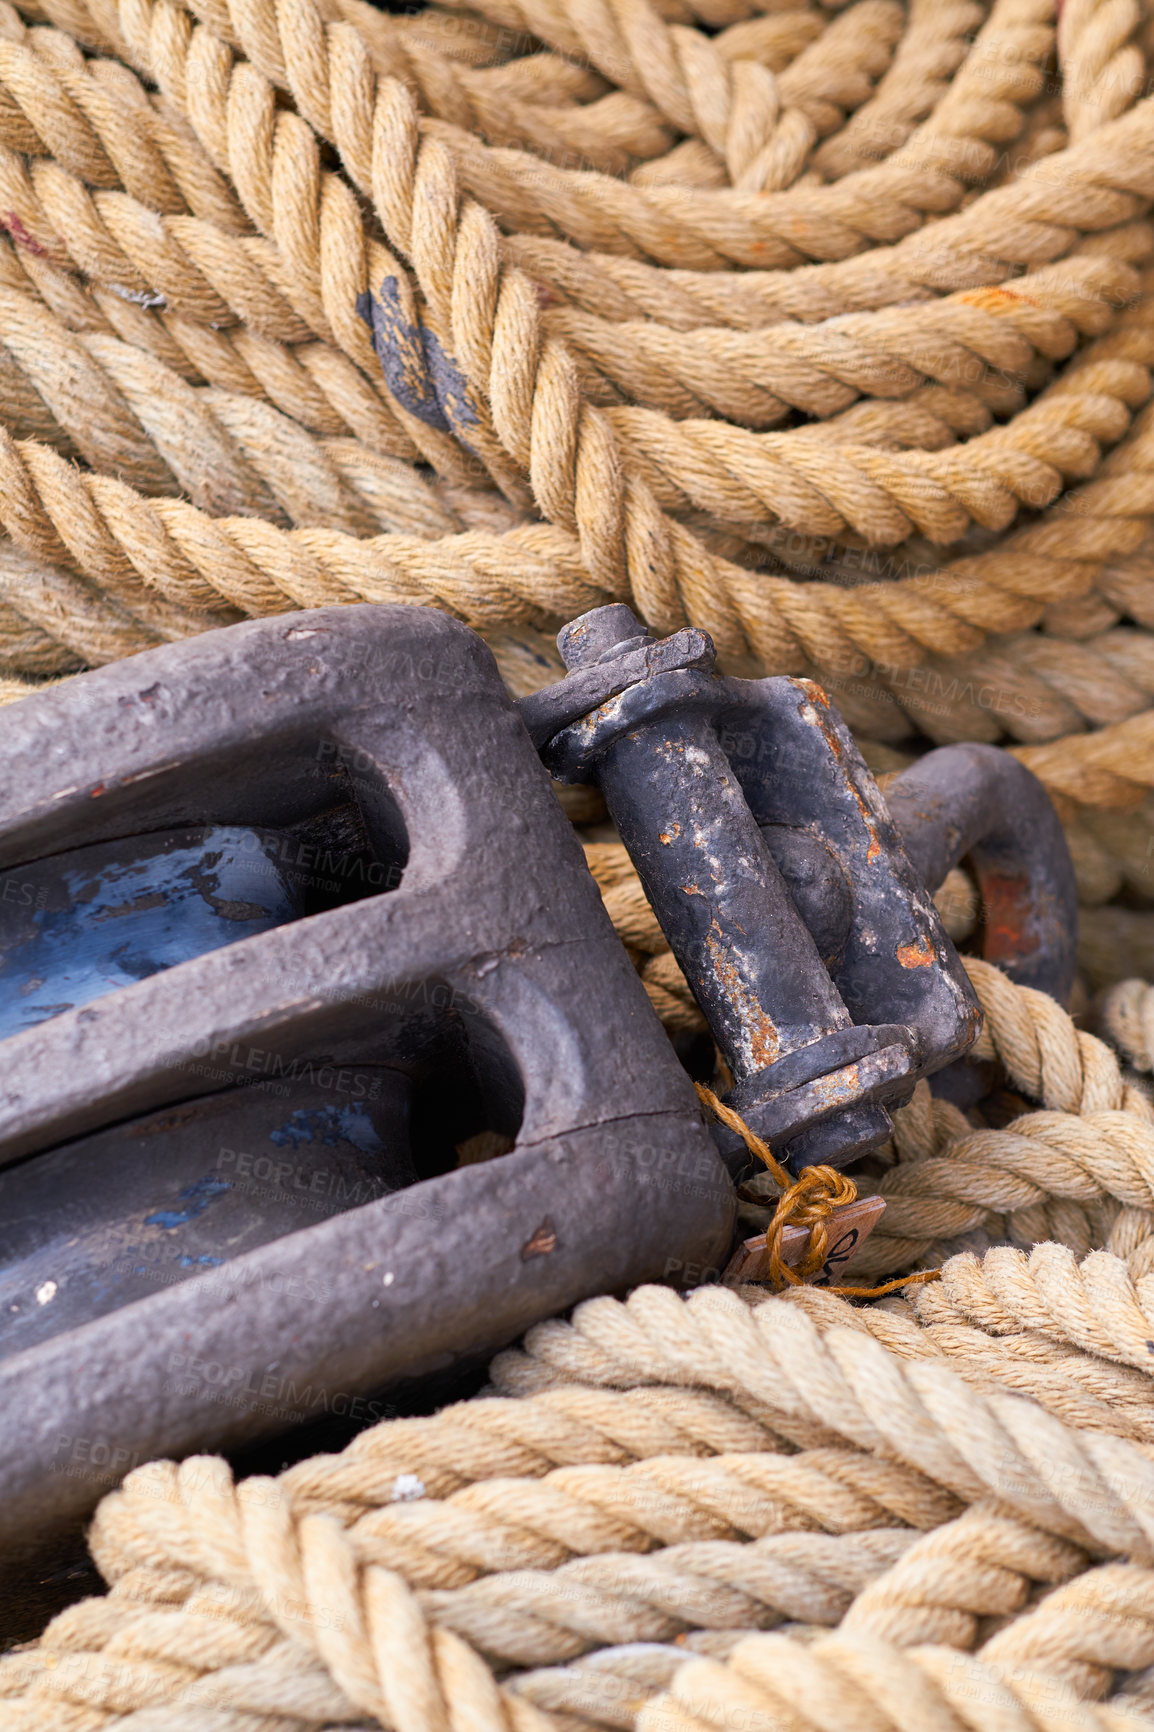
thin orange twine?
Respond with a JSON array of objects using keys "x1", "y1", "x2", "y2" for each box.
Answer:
[{"x1": 695, "y1": 1082, "x2": 941, "y2": 1300}]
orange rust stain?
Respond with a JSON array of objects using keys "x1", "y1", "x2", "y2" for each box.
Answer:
[
  {"x1": 521, "y1": 1218, "x2": 557, "y2": 1260},
  {"x1": 981, "y1": 871, "x2": 1036, "y2": 965},
  {"x1": 703, "y1": 925, "x2": 780, "y2": 1067},
  {"x1": 807, "y1": 1062, "x2": 861, "y2": 1108},
  {"x1": 958, "y1": 284, "x2": 1040, "y2": 313},
  {"x1": 795, "y1": 680, "x2": 883, "y2": 864},
  {"x1": 896, "y1": 938, "x2": 935, "y2": 969},
  {"x1": 659, "y1": 823, "x2": 682, "y2": 845},
  {"x1": 683, "y1": 882, "x2": 702, "y2": 896}
]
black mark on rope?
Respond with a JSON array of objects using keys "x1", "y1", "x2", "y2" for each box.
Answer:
[{"x1": 359, "y1": 280, "x2": 478, "y2": 440}]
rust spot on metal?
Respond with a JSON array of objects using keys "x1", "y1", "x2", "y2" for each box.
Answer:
[
  {"x1": 521, "y1": 1218, "x2": 557, "y2": 1260},
  {"x1": 981, "y1": 870, "x2": 1037, "y2": 966},
  {"x1": 682, "y1": 882, "x2": 701, "y2": 896},
  {"x1": 794, "y1": 680, "x2": 883, "y2": 864},
  {"x1": 659, "y1": 823, "x2": 681, "y2": 844},
  {"x1": 896, "y1": 938, "x2": 935, "y2": 969},
  {"x1": 807, "y1": 1062, "x2": 862, "y2": 1110},
  {"x1": 703, "y1": 924, "x2": 780, "y2": 1067},
  {"x1": 127, "y1": 1104, "x2": 205, "y2": 1140}
]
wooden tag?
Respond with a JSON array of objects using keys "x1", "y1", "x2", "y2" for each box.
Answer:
[{"x1": 725, "y1": 1194, "x2": 887, "y2": 1287}]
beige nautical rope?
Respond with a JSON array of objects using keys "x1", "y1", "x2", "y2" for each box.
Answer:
[
  {"x1": 0, "y1": 0, "x2": 1143, "y2": 703},
  {"x1": 0, "y1": 2, "x2": 1152, "y2": 1725},
  {"x1": 14, "y1": 1279, "x2": 1154, "y2": 1727},
  {"x1": 636, "y1": 1623, "x2": 1154, "y2": 1732}
]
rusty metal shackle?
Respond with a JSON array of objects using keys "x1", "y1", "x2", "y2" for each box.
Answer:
[{"x1": 524, "y1": 605, "x2": 1077, "y2": 1172}]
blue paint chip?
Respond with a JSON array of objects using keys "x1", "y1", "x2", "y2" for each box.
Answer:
[
  {"x1": 268, "y1": 1103, "x2": 383, "y2": 1154},
  {"x1": 144, "y1": 1174, "x2": 232, "y2": 1230}
]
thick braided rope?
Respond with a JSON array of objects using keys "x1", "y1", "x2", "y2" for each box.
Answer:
[
  {"x1": 632, "y1": 1542, "x2": 1154, "y2": 1720},
  {"x1": 1098, "y1": 977, "x2": 1154, "y2": 1071},
  {"x1": 549, "y1": 253, "x2": 1141, "y2": 428},
  {"x1": 0, "y1": 1, "x2": 773, "y2": 187},
  {"x1": 15, "y1": 1293, "x2": 1154, "y2": 1725},
  {"x1": 903, "y1": 1244, "x2": 1154, "y2": 1377},
  {"x1": 2, "y1": 5, "x2": 1150, "y2": 710},
  {"x1": 15, "y1": 0, "x2": 1143, "y2": 623},
  {"x1": 486, "y1": 1283, "x2": 1154, "y2": 1563},
  {"x1": 638, "y1": 1628, "x2": 1153, "y2": 1732},
  {"x1": 0, "y1": 142, "x2": 1129, "y2": 592},
  {"x1": 0, "y1": 275, "x2": 525, "y2": 541},
  {"x1": 37, "y1": 0, "x2": 879, "y2": 184},
  {"x1": 2, "y1": 294, "x2": 1154, "y2": 749},
  {"x1": 492, "y1": 1265, "x2": 1154, "y2": 1440},
  {"x1": 8, "y1": 373, "x2": 1154, "y2": 785},
  {"x1": 0, "y1": 27, "x2": 1143, "y2": 703},
  {"x1": 99, "y1": 0, "x2": 1025, "y2": 210},
  {"x1": 421, "y1": 0, "x2": 903, "y2": 185},
  {"x1": 509, "y1": 1504, "x2": 1093, "y2": 1718},
  {"x1": 6, "y1": 85, "x2": 1138, "y2": 448},
  {"x1": 10, "y1": 0, "x2": 1118, "y2": 332},
  {"x1": 781, "y1": 1283, "x2": 1154, "y2": 1444},
  {"x1": 1059, "y1": 0, "x2": 1145, "y2": 146},
  {"x1": 812, "y1": 0, "x2": 983, "y2": 180},
  {"x1": 425, "y1": 0, "x2": 1056, "y2": 259},
  {"x1": 74, "y1": 0, "x2": 1154, "y2": 609}
]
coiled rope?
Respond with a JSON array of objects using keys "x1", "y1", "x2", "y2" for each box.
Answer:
[
  {"x1": 0, "y1": 0, "x2": 1146, "y2": 788},
  {"x1": 1, "y1": 0, "x2": 1154, "y2": 1724}
]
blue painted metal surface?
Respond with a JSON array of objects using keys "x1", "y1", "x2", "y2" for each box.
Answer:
[
  {"x1": 0, "y1": 1070, "x2": 416, "y2": 1356},
  {"x1": 0, "y1": 826, "x2": 302, "y2": 1040}
]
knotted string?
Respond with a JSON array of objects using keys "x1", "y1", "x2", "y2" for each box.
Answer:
[{"x1": 696, "y1": 1082, "x2": 941, "y2": 1299}]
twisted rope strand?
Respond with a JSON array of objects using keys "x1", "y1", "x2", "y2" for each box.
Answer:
[
  {"x1": 13, "y1": 1290, "x2": 1154, "y2": 1725},
  {"x1": 0, "y1": 0, "x2": 1148, "y2": 691}
]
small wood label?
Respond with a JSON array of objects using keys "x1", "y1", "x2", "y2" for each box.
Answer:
[{"x1": 725, "y1": 1194, "x2": 887, "y2": 1286}]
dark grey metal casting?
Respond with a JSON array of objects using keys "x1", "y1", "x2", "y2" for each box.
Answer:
[
  {"x1": 0, "y1": 604, "x2": 734, "y2": 1571},
  {"x1": 883, "y1": 742, "x2": 1077, "y2": 1002},
  {"x1": 0, "y1": 599, "x2": 1077, "y2": 1575},
  {"x1": 528, "y1": 605, "x2": 1077, "y2": 1178}
]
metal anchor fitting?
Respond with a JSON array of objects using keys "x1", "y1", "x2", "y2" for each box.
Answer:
[{"x1": 524, "y1": 604, "x2": 1077, "y2": 1175}]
